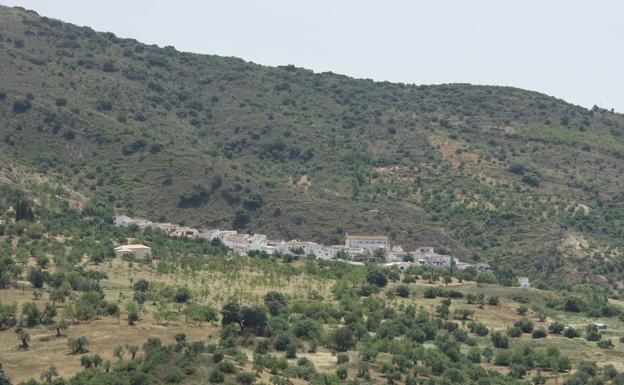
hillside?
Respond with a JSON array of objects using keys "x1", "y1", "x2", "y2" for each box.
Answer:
[
  {"x1": 0, "y1": 5, "x2": 623, "y2": 286},
  {"x1": 1, "y1": 182, "x2": 624, "y2": 385}
]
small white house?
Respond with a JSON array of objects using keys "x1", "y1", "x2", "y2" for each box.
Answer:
[
  {"x1": 114, "y1": 244, "x2": 152, "y2": 260},
  {"x1": 518, "y1": 277, "x2": 531, "y2": 289},
  {"x1": 155, "y1": 223, "x2": 176, "y2": 233},
  {"x1": 113, "y1": 215, "x2": 133, "y2": 226},
  {"x1": 345, "y1": 234, "x2": 390, "y2": 251},
  {"x1": 173, "y1": 227, "x2": 199, "y2": 238},
  {"x1": 382, "y1": 261, "x2": 412, "y2": 270}
]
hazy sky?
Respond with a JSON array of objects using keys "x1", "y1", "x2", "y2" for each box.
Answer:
[{"x1": 4, "y1": 0, "x2": 623, "y2": 112}]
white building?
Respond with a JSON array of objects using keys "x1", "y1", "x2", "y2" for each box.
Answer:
[
  {"x1": 455, "y1": 261, "x2": 472, "y2": 271},
  {"x1": 345, "y1": 234, "x2": 390, "y2": 251},
  {"x1": 113, "y1": 215, "x2": 153, "y2": 229},
  {"x1": 114, "y1": 215, "x2": 133, "y2": 226},
  {"x1": 173, "y1": 227, "x2": 199, "y2": 238},
  {"x1": 114, "y1": 244, "x2": 152, "y2": 260},
  {"x1": 155, "y1": 223, "x2": 176, "y2": 233},
  {"x1": 518, "y1": 277, "x2": 531, "y2": 288},
  {"x1": 382, "y1": 261, "x2": 412, "y2": 270},
  {"x1": 222, "y1": 233, "x2": 268, "y2": 255}
]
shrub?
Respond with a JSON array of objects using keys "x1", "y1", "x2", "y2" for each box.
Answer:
[
  {"x1": 366, "y1": 269, "x2": 387, "y2": 288},
  {"x1": 208, "y1": 369, "x2": 224, "y2": 383},
  {"x1": 217, "y1": 361, "x2": 236, "y2": 374},
  {"x1": 563, "y1": 296, "x2": 585, "y2": 312},
  {"x1": 68, "y1": 336, "x2": 89, "y2": 354},
  {"x1": 453, "y1": 308, "x2": 474, "y2": 320},
  {"x1": 395, "y1": 285, "x2": 410, "y2": 298},
  {"x1": 95, "y1": 99, "x2": 113, "y2": 111},
  {"x1": 491, "y1": 332, "x2": 508, "y2": 348},
  {"x1": 101, "y1": 61, "x2": 117, "y2": 72},
  {"x1": 548, "y1": 321, "x2": 565, "y2": 334},
  {"x1": 336, "y1": 367, "x2": 348, "y2": 380},
  {"x1": 133, "y1": 279, "x2": 150, "y2": 292},
  {"x1": 236, "y1": 372, "x2": 256, "y2": 385},
  {"x1": 336, "y1": 353, "x2": 349, "y2": 365},
  {"x1": 598, "y1": 339, "x2": 614, "y2": 349},
  {"x1": 164, "y1": 369, "x2": 183, "y2": 383},
  {"x1": 564, "y1": 327, "x2": 580, "y2": 338},
  {"x1": 468, "y1": 346, "x2": 481, "y2": 363},
  {"x1": 522, "y1": 173, "x2": 540, "y2": 187},
  {"x1": 264, "y1": 292, "x2": 287, "y2": 316},
  {"x1": 128, "y1": 311, "x2": 139, "y2": 325},
  {"x1": 472, "y1": 323, "x2": 489, "y2": 336},
  {"x1": 21, "y1": 302, "x2": 41, "y2": 327},
  {"x1": 532, "y1": 328, "x2": 547, "y2": 339},
  {"x1": 514, "y1": 318, "x2": 534, "y2": 333},
  {"x1": 12, "y1": 99, "x2": 32, "y2": 113},
  {"x1": 507, "y1": 326, "x2": 522, "y2": 338},
  {"x1": 333, "y1": 327, "x2": 355, "y2": 352},
  {"x1": 212, "y1": 351, "x2": 224, "y2": 363},
  {"x1": 494, "y1": 350, "x2": 512, "y2": 366},
  {"x1": 585, "y1": 324, "x2": 602, "y2": 341},
  {"x1": 424, "y1": 287, "x2": 437, "y2": 298}
]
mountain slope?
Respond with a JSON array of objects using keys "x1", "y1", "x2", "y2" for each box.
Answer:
[{"x1": 0, "y1": 5, "x2": 623, "y2": 285}]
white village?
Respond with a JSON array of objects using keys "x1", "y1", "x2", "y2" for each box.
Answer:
[{"x1": 113, "y1": 215, "x2": 493, "y2": 274}]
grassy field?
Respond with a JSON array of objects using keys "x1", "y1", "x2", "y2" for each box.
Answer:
[{"x1": 3, "y1": 257, "x2": 624, "y2": 383}]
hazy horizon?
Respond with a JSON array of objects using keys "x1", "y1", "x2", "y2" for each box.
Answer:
[{"x1": 3, "y1": 0, "x2": 623, "y2": 112}]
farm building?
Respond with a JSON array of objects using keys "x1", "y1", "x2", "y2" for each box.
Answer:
[
  {"x1": 114, "y1": 244, "x2": 152, "y2": 260},
  {"x1": 345, "y1": 234, "x2": 390, "y2": 251}
]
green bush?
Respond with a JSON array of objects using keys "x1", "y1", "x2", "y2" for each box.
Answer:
[
  {"x1": 548, "y1": 321, "x2": 565, "y2": 334},
  {"x1": 336, "y1": 353, "x2": 349, "y2": 365},
  {"x1": 208, "y1": 369, "x2": 225, "y2": 383},
  {"x1": 507, "y1": 326, "x2": 522, "y2": 338},
  {"x1": 532, "y1": 328, "x2": 547, "y2": 339}
]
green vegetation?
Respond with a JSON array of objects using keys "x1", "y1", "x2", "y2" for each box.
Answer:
[
  {"x1": 0, "y1": 6, "x2": 622, "y2": 289},
  {"x1": 1, "y1": 5, "x2": 624, "y2": 385},
  {"x1": 1, "y1": 178, "x2": 624, "y2": 384}
]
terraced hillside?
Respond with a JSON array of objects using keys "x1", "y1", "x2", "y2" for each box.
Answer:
[{"x1": 0, "y1": 5, "x2": 623, "y2": 286}]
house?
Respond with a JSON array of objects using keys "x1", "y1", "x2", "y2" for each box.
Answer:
[
  {"x1": 134, "y1": 219, "x2": 154, "y2": 230},
  {"x1": 114, "y1": 244, "x2": 152, "y2": 260},
  {"x1": 382, "y1": 261, "x2": 412, "y2": 270},
  {"x1": 274, "y1": 240, "x2": 314, "y2": 257},
  {"x1": 455, "y1": 261, "x2": 472, "y2": 271},
  {"x1": 345, "y1": 234, "x2": 390, "y2": 251},
  {"x1": 387, "y1": 246, "x2": 408, "y2": 261},
  {"x1": 310, "y1": 244, "x2": 340, "y2": 260},
  {"x1": 423, "y1": 254, "x2": 453, "y2": 268},
  {"x1": 198, "y1": 229, "x2": 221, "y2": 241},
  {"x1": 336, "y1": 259, "x2": 365, "y2": 266},
  {"x1": 413, "y1": 247, "x2": 435, "y2": 256},
  {"x1": 113, "y1": 215, "x2": 133, "y2": 226},
  {"x1": 248, "y1": 234, "x2": 268, "y2": 252},
  {"x1": 518, "y1": 277, "x2": 531, "y2": 289},
  {"x1": 173, "y1": 227, "x2": 199, "y2": 238},
  {"x1": 113, "y1": 215, "x2": 153, "y2": 229},
  {"x1": 216, "y1": 230, "x2": 238, "y2": 241},
  {"x1": 155, "y1": 223, "x2": 176, "y2": 233},
  {"x1": 222, "y1": 233, "x2": 268, "y2": 254}
]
